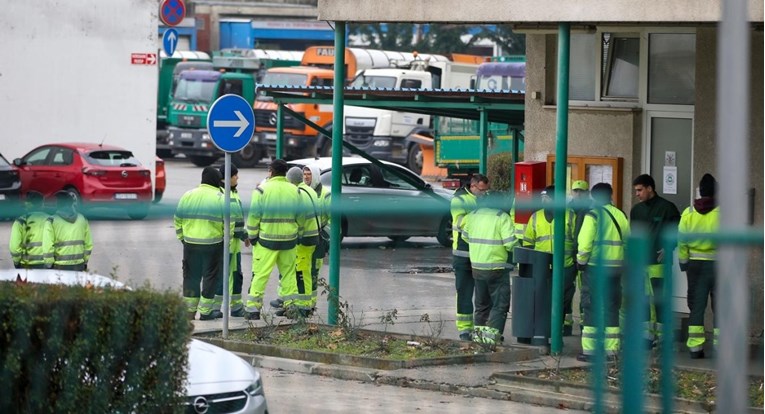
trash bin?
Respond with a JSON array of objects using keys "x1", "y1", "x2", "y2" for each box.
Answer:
[{"x1": 511, "y1": 246, "x2": 552, "y2": 346}]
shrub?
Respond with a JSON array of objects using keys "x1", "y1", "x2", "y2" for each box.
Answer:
[
  {"x1": 0, "y1": 282, "x2": 191, "y2": 413},
  {"x1": 487, "y1": 152, "x2": 514, "y2": 192}
]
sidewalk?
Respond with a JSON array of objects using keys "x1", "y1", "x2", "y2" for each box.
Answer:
[{"x1": 193, "y1": 311, "x2": 764, "y2": 413}]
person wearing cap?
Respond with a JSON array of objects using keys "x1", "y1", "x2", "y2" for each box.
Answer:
[
  {"x1": 576, "y1": 183, "x2": 630, "y2": 363},
  {"x1": 569, "y1": 179, "x2": 592, "y2": 330},
  {"x1": 450, "y1": 174, "x2": 490, "y2": 341},
  {"x1": 629, "y1": 174, "x2": 680, "y2": 348},
  {"x1": 522, "y1": 185, "x2": 577, "y2": 337},
  {"x1": 304, "y1": 164, "x2": 329, "y2": 310},
  {"x1": 244, "y1": 159, "x2": 305, "y2": 320},
  {"x1": 9, "y1": 191, "x2": 53, "y2": 269},
  {"x1": 175, "y1": 166, "x2": 227, "y2": 320},
  {"x1": 214, "y1": 163, "x2": 249, "y2": 318},
  {"x1": 678, "y1": 173, "x2": 719, "y2": 359},
  {"x1": 50, "y1": 191, "x2": 93, "y2": 271}
]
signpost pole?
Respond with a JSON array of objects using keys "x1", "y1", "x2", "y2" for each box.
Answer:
[{"x1": 222, "y1": 153, "x2": 231, "y2": 338}]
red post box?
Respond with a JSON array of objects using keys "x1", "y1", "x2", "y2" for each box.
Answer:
[{"x1": 514, "y1": 161, "x2": 547, "y2": 224}]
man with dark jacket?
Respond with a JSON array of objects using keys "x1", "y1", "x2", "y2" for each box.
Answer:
[{"x1": 629, "y1": 174, "x2": 680, "y2": 347}]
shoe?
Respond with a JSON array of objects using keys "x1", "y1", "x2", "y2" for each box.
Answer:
[
  {"x1": 576, "y1": 353, "x2": 591, "y2": 363},
  {"x1": 269, "y1": 298, "x2": 284, "y2": 309},
  {"x1": 562, "y1": 325, "x2": 573, "y2": 337},
  {"x1": 244, "y1": 311, "x2": 261, "y2": 321},
  {"x1": 689, "y1": 350, "x2": 705, "y2": 359},
  {"x1": 230, "y1": 308, "x2": 245, "y2": 318},
  {"x1": 274, "y1": 308, "x2": 286, "y2": 317},
  {"x1": 459, "y1": 333, "x2": 472, "y2": 341},
  {"x1": 199, "y1": 310, "x2": 223, "y2": 321}
]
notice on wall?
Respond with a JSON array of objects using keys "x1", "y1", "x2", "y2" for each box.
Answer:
[
  {"x1": 664, "y1": 151, "x2": 676, "y2": 167},
  {"x1": 663, "y1": 166, "x2": 678, "y2": 195},
  {"x1": 587, "y1": 164, "x2": 613, "y2": 187}
]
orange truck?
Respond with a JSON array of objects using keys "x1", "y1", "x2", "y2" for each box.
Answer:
[{"x1": 252, "y1": 46, "x2": 447, "y2": 159}]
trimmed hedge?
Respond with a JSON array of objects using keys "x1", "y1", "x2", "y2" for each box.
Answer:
[
  {"x1": 487, "y1": 152, "x2": 514, "y2": 192},
  {"x1": 0, "y1": 282, "x2": 192, "y2": 413}
]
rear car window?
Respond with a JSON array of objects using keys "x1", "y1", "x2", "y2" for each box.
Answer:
[{"x1": 85, "y1": 151, "x2": 141, "y2": 167}]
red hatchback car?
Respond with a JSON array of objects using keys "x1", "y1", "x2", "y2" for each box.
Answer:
[{"x1": 13, "y1": 143, "x2": 154, "y2": 219}]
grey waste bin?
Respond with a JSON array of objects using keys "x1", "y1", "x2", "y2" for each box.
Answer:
[{"x1": 511, "y1": 246, "x2": 553, "y2": 346}]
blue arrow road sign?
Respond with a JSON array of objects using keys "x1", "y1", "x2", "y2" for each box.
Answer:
[
  {"x1": 207, "y1": 94, "x2": 255, "y2": 153},
  {"x1": 162, "y1": 29, "x2": 179, "y2": 57}
]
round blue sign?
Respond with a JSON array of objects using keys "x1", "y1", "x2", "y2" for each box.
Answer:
[{"x1": 206, "y1": 94, "x2": 256, "y2": 153}]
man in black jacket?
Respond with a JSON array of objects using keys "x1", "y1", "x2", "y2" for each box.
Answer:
[{"x1": 630, "y1": 174, "x2": 680, "y2": 348}]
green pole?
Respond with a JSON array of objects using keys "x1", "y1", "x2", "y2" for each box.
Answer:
[
  {"x1": 551, "y1": 22, "x2": 570, "y2": 355},
  {"x1": 479, "y1": 109, "x2": 488, "y2": 174},
  {"x1": 328, "y1": 21, "x2": 346, "y2": 326},
  {"x1": 276, "y1": 105, "x2": 284, "y2": 159},
  {"x1": 622, "y1": 229, "x2": 648, "y2": 413}
]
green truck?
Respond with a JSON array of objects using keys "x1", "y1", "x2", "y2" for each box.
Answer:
[
  {"x1": 167, "y1": 49, "x2": 302, "y2": 167},
  {"x1": 433, "y1": 57, "x2": 526, "y2": 183},
  {"x1": 156, "y1": 51, "x2": 213, "y2": 159}
]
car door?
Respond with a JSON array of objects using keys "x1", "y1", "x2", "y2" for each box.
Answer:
[
  {"x1": 373, "y1": 164, "x2": 444, "y2": 237},
  {"x1": 46, "y1": 147, "x2": 79, "y2": 194},
  {"x1": 341, "y1": 163, "x2": 390, "y2": 236},
  {"x1": 18, "y1": 146, "x2": 56, "y2": 197}
]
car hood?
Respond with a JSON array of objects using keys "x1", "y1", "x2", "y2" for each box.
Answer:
[{"x1": 186, "y1": 339, "x2": 259, "y2": 395}]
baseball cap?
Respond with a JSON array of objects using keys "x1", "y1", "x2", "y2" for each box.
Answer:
[{"x1": 572, "y1": 180, "x2": 589, "y2": 191}]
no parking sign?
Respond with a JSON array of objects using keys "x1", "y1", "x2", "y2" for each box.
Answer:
[{"x1": 159, "y1": 0, "x2": 185, "y2": 27}]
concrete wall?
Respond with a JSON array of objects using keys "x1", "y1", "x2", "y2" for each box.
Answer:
[
  {"x1": 0, "y1": 0, "x2": 158, "y2": 176},
  {"x1": 318, "y1": 0, "x2": 763, "y2": 23}
]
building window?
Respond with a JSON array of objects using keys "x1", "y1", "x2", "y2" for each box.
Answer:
[
  {"x1": 648, "y1": 33, "x2": 696, "y2": 105},
  {"x1": 601, "y1": 34, "x2": 640, "y2": 100},
  {"x1": 569, "y1": 33, "x2": 596, "y2": 101}
]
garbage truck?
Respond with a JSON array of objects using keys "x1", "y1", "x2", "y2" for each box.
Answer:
[
  {"x1": 167, "y1": 49, "x2": 302, "y2": 167},
  {"x1": 253, "y1": 46, "x2": 450, "y2": 160}
]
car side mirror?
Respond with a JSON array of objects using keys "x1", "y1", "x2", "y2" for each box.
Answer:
[{"x1": 13, "y1": 158, "x2": 24, "y2": 166}]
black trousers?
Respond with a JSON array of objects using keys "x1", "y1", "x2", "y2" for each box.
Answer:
[
  {"x1": 581, "y1": 266, "x2": 622, "y2": 327},
  {"x1": 472, "y1": 268, "x2": 511, "y2": 335},
  {"x1": 562, "y1": 265, "x2": 577, "y2": 316},
  {"x1": 453, "y1": 255, "x2": 476, "y2": 323},
  {"x1": 686, "y1": 260, "x2": 716, "y2": 327},
  {"x1": 182, "y1": 242, "x2": 223, "y2": 301}
]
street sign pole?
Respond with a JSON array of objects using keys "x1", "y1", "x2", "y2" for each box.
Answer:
[{"x1": 206, "y1": 94, "x2": 255, "y2": 338}]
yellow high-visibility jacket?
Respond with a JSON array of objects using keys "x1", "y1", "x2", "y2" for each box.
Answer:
[
  {"x1": 678, "y1": 205, "x2": 720, "y2": 263},
  {"x1": 50, "y1": 213, "x2": 93, "y2": 266},
  {"x1": 462, "y1": 207, "x2": 516, "y2": 270},
  {"x1": 174, "y1": 183, "x2": 226, "y2": 245},
  {"x1": 577, "y1": 204, "x2": 630, "y2": 268},
  {"x1": 523, "y1": 208, "x2": 576, "y2": 267},
  {"x1": 10, "y1": 212, "x2": 53, "y2": 268},
  {"x1": 247, "y1": 176, "x2": 305, "y2": 250}
]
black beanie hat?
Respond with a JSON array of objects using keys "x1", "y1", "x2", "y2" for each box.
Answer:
[
  {"x1": 269, "y1": 159, "x2": 289, "y2": 176},
  {"x1": 201, "y1": 166, "x2": 222, "y2": 186},
  {"x1": 218, "y1": 163, "x2": 238, "y2": 178},
  {"x1": 699, "y1": 173, "x2": 716, "y2": 197}
]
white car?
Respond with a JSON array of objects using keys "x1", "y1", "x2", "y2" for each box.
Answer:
[
  {"x1": 0, "y1": 269, "x2": 268, "y2": 414},
  {"x1": 289, "y1": 157, "x2": 454, "y2": 246}
]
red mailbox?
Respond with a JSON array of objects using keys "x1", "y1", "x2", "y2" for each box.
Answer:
[{"x1": 514, "y1": 161, "x2": 547, "y2": 224}]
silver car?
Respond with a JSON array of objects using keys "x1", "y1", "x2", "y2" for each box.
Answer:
[
  {"x1": 0, "y1": 269, "x2": 268, "y2": 414},
  {"x1": 289, "y1": 157, "x2": 453, "y2": 246}
]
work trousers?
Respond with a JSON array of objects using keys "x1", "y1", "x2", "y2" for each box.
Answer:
[
  {"x1": 562, "y1": 265, "x2": 577, "y2": 328},
  {"x1": 453, "y1": 255, "x2": 475, "y2": 335},
  {"x1": 214, "y1": 252, "x2": 243, "y2": 313},
  {"x1": 581, "y1": 266, "x2": 622, "y2": 355},
  {"x1": 686, "y1": 260, "x2": 716, "y2": 352},
  {"x1": 472, "y1": 268, "x2": 511, "y2": 337},
  {"x1": 53, "y1": 263, "x2": 86, "y2": 271},
  {"x1": 246, "y1": 243, "x2": 297, "y2": 312},
  {"x1": 281, "y1": 244, "x2": 315, "y2": 310},
  {"x1": 182, "y1": 242, "x2": 223, "y2": 316}
]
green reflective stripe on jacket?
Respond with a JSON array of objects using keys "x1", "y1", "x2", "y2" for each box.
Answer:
[
  {"x1": 463, "y1": 207, "x2": 516, "y2": 267},
  {"x1": 576, "y1": 204, "x2": 629, "y2": 268},
  {"x1": 247, "y1": 177, "x2": 304, "y2": 249},
  {"x1": 174, "y1": 183, "x2": 226, "y2": 245},
  {"x1": 678, "y1": 206, "x2": 719, "y2": 262},
  {"x1": 50, "y1": 213, "x2": 92, "y2": 266},
  {"x1": 452, "y1": 250, "x2": 469, "y2": 257}
]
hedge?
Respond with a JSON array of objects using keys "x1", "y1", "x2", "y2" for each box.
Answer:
[{"x1": 0, "y1": 282, "x2": 192, "y2": 413}]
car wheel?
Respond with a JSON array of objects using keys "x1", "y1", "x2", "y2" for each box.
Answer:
[
  {"x1": 232, "y1": 143, "x2": 262, "y2": 168},
  {"x1": 156, "y1": 148, "x2": 173, "y2": 159},
  {"x1": 436, "y1": 216, "x2": 452, "y2": 247},
  {"x1": 63, "y1": 187, "x2": 81, "y2": 206},
  {"x1": 388, "y1": 236, "x2": 410, "y2": 243},
  {"x1": 407, "y1": 144, "x2": 423, "y2": 175},
  {"x1": 128, "y1": 203, "x2": 150, "y2": 220},
  {"x1": 189, "y1": 156, "x2": 218, "y2": 167}
]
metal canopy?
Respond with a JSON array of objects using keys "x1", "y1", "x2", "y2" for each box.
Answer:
[{"x1": 256, "y1": 85, "x2": 526, "y2": 125}]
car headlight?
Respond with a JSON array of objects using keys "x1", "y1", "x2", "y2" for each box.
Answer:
[
  {"x1": 245, "y1": 378, "x2": 264, "y2": 397},
  {"x1": 202, "y1": 133, "x2": 210, "y2": 141},
  {"x1": 373, "y1": 140, "x2": 390, "y2": 147}
]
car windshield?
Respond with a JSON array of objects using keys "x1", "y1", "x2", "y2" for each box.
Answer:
[
  {"x1": 86, "y1": 150, "x2": 141, "y2": 167},
  {"x1": 0, "y1": 154, "x2": 10, "y2": 167},
  {"x1": 174, "y1": 78, "x2": 217, "y2": 103},
  {"x1": 350, "y1": 75, "x2": 397, "y2": 89},
  {"x1": 260, "y1": 72, "x2": 308, "y2": 87}
]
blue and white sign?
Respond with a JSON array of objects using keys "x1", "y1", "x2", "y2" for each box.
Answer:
[
  {"x1": 162, "y1": 29, "x2": 179, "y2": 57},
  {"x1": 206, "y1": 94, "x2": 255, "y2": 153}
]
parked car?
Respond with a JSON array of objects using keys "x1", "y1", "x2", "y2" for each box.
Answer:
[
  {"x1": 0, "y1": 268, "x2": 269, "y2": 414},
  {"x1": 13, "y1": 143, "x2": 153, "y2": 219},
  {"x1": 154, "y1": 156, "x2": 166, "y2": 203},
  {"x1": 289, "y1": 157, "x2": 453, "y2": 246},
  {"x1": 0, "y1": 152, "x2": 22, "y2": 218}
]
